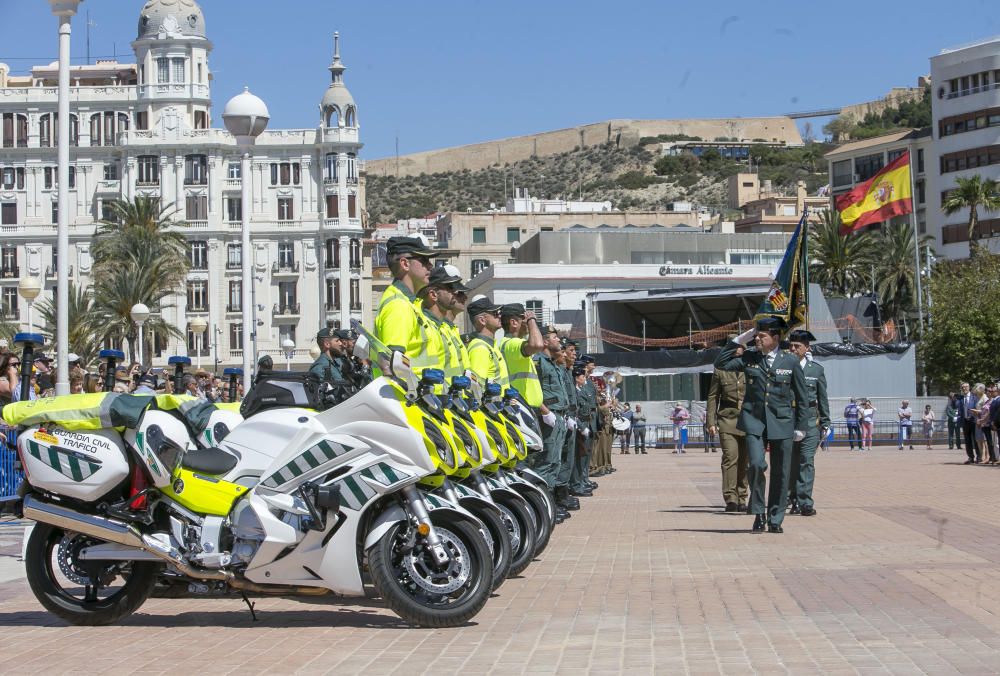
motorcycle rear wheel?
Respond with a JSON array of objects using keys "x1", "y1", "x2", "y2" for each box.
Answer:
[
  {"x1": 520, "y1": 488, "x2": 554, "y2": 558},
  {"x1": 368, "y1": 512, "x2": 492, "y2": 628},
  {"x1": 25, "y1": 523, "x2": 159, "y2": 626},
  {"x1": 464, "y1": 502, "x2": 512, "y2": 592}
]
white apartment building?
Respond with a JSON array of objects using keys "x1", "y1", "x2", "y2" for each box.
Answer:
[
  {"x1": 928, "y1": 36, "x2": 1000, "y2": 258},
  {"x1": 0, "y1": 0, "x2": 370, "y2": 368}
]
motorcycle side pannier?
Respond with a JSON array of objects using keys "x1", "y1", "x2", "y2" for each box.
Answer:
[
  {"x1": 18, "y1": 427, "x2": 129, "y2": 502},
  {"x1": 240, "y1": 371, "x2": 324, "y2": 418}
]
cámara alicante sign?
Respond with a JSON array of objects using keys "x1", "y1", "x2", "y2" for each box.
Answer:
[{"x1": 658, "y1": 264, "x2": 735, "y2": 276}]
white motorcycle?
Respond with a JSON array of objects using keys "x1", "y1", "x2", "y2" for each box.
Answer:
[{"x1": 7, "y1": 334, "x2": 493, "y2": 627}]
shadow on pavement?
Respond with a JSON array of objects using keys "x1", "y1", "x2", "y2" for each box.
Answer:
[{"x1": 649, "y1": 528, "x2": 749, "y2": 534}]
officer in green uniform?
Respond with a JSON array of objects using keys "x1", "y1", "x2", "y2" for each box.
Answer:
[
  {"x1": 533, "y1": 325, "x2": 572, "y2": 520},
  {"x1": 557, "y1": 338, "x2": 585, "y2": 500},
  {"x1": 786, "y1": 329, "x2": 830, "y2": 517},
  {"x1": 309, "y1": 327, "x2": 344, "y2": 384},
  {"x1": 706, "y1": 340, "x2": 749, "y2": 512},
  {"x1": 570, "y1": 360, "x2": 598, "y2": 495},
  {"x1": 374, "y1": 235, "x2": 439, "y2": 373},
  {"x1": 714, "y1": 317, "x2": 810, "y2": 534}
]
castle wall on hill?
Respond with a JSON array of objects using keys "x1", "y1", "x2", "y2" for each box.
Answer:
[
  {"x1": 839, "y1": 87, "x2": 926, "y2": 122},
  {"x1": 367, "y1": 117, "x2": 803, "y2": 178}
]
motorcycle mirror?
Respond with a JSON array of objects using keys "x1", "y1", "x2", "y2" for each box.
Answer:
[
  {"x1": 14, "y1": 332, "x2": 43, "y2": 401},
  {"x1": 223, "y1": 367, "x2": 242, "y2": 401},
  {"x1": 484, "y1": 382, "x2": 502, "y2": 398},
  {"x1": 352, "y1": 334, "x2": 369, "y2": 360},
  {"x1": 420, "y1": 369, "x2": 445, "y2": 386},
  {"x1": 99, "y1": 349, "x2": 125, "y2": 392},
  {"x1": 451, "y1": 375, "x2": 470, "y2": 390}
]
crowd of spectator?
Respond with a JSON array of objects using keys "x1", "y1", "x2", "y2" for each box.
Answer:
[{"x1": 949, "y1": 382, "x2": 1000, "y2": 465}]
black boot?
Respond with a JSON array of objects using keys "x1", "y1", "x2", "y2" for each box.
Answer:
[
  {"x1": 556, "y1": 486, "x2": 580, "y2": 511},
  {"x1": 752, "y1": 514, "x2": 766, "y2": 533}
]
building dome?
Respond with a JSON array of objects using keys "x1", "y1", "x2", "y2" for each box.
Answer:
[
  {"x1": 137, "y1": 0, "x2": 206, "y2": 40},
  {"x1": 320, "y1": 32, "x2": 357, "y2": 128}
]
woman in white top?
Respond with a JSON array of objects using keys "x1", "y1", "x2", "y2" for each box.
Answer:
[
  {"x1": 921, "y1": 405, "x2": 936, "y2": 450},
  {"x1": 860, "y1": 399, "x2": 876, "y2": 452}
]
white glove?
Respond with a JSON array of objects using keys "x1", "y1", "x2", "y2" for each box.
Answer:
[
  {"x1": 582, "y1": 427, "x2": 591, "y2": 438},
  {"x1": 541, "y1": 411, "x2": 557, "y2": 427},
  {"x1": 735, "y1": 327, "x2": 756, "y2": 346},
  {"x1": 822, "y1": 426, "x2": 830, "y2": 438},
  {"x1": 793, "y1": 430, "x2": 805, "y2": 442},
  {"x1": 565, "y1": 416, "x2": 577, "y2": 431}
]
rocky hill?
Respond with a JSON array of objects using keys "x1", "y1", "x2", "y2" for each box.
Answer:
[{"x1": 365, "y1": 139, "x2": 832, "y2": 224}]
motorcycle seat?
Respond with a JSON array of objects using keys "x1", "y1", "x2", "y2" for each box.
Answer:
[{"x1": 181, "y1": 447, "x2": 238, "y2": 475}]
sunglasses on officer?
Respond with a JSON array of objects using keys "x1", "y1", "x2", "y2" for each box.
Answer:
[{"x1": 402, "y1": 255, "x2": 432, "y2": 269}]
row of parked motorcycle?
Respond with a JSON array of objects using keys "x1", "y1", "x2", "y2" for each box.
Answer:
[{"x1": 1, "y1": 322, "x2": 590, "y2": 628}]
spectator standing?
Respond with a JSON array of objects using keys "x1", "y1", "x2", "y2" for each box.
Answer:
[
  {"x1": 671, "y1": 402, "x2": 690, "y2": 454},
  {"x1": 860, "y1": 399, "x2": 876, "y2": 452},
  {"x1": 632, "y1": 404, "x2": 647, "y2": 454},
  {"x1": 843, "y1": 398, "x2": 861, "y2": 451},
  {"x1": 922, "y1": 405, "x2": 936, "y2": 450},
  {"x1": 897, "y1": 400, "x2": 914, "y2": 450},
  {"x1": 958, "y1": 382, "x2": 977, "y2": 464},
  {"x1": 975, "y1": 383, "x2": 996, "y2": 464},
  {"x1": 0, "y1": 353, "x2": 32, "y2": 403},
  {"x1": 945, "y1": 393, "x2": 959, "y2": 450},
  {"x1": 618, "y1": 403, "x2": 634, "y2": 454}
]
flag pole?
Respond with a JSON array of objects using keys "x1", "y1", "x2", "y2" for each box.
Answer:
[
  {"x1": 803, "y1": 208, "x2": 810, "y2": 330},
  {"x1": 908, "y1": 150, "x2": 924, "y2": 336}
]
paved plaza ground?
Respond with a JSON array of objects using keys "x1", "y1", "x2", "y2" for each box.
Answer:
[{"x1": 2, "y1": 444, "x2": 1000, "y2": 674}]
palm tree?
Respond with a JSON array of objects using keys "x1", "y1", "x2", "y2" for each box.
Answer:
[
  {"x1": 36, "y1": 282, "x2": 103, "y2": 369},
  {"x1": 873, "y1": 221, "x2": 933, "y2": 326},
  {"x1": 808, "y1": 209, "x2": 875, "y2": 297},
  {"x1": 90, "y1": 197, "x2": 190, "y2": 362},
  {"x1": 941, "y1": 174, "x2": 1000, "y2": 254}
]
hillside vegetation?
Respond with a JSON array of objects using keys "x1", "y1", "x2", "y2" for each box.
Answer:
[{"x1": 366, "y1": 140, "x2": 832, "y2": 223}]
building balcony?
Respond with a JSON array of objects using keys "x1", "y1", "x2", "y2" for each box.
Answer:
[
  {"x1": 188, "y1": 307, "x2": 209, "y2": 315},
  {"x1": 346, "y1": 176, "x2": 359, "y2": 186},
  {"x1": 187, "y1": 220, "x2": 209, "y2": 229},
  {"x1": 226, "y1": 260, "x2": 242, "y2": 271},
  {"x1": 226, "y1": 303, "x2": 242, "y2": 313},
  {"x1": 135, "y1": 179, "x2": 160, "y2": 188},
  {"x1": 226, "y1": 221, "x2": 242, "y2": 230},
  {"x1": 229, "y1": 349, "x2": 243, "y2": 361},
  {"x1": 321, "y1": 127, "x2": 359, "y2": 145},
  {"x1": 137, "y1": 83, "x2": 211, "y2": 100},
  {"x1": 96, "y1": 179, "x2": 120, "y2": 193},
  {"x1": 272, "y1": 303, "x2": 300, "y2": 318},
  {"x1": 0, "y1": 225, "x2": 25, "y2": 235},
  {"x1": 325, "y1": 303, "x2": 341, "y2": 313},
  {"x1": 323, "y1": 176, "x2": 339, "y2": 186},
  {"x1": 1, "y1": 266, "x2": 20, "y2": 279},
  {"x1": 223, "y1": 178, "x2": 241, "y2": 190},
  {"x1": 272, "y1": 261, "x2": 299, "y2": 276},
  {"x1": 323, "y1": 218, "x2": 341, "y2": 229}
]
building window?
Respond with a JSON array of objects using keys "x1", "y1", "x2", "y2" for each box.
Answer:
[
  {"x1": 854, "y1": 153, "x2": 884, "y2": 182},
  {"x1": 917, "y1": 148, "x2": 925, "y2": 173},
  {"x1": 269, "y1": 164, "x2": 278, "y2": 186},
  {"x1": 916, "y1": 180, "x2": 925, "y2": 205},
  {"x1": 187, "y1": 280, "x2": 208, "y2": 312},
  {"x1": 506, "y1": 227, "x2": 520, "y2": 243},
  {"x1": 1, "y1": 167, "x2": 24, "y2": 190},
  {"x1": 137, "y1": 155, "x2": 159, "y2": 185},
  {"x1": 278, "y1": 242, "x2": 295, "y2": 270},
  {"x1": 185, "y1": 194, "x2": 208, "y2": 220},
  {"x1": 471, "y1": 259, "x2": 490, "y2": 277},
  {"x1": 472, "y1": 228, "x2": 486, "y2": 244},
  {"x1": 887, "y1": 148, "x2": 906, "y2": 163},
  {"x1": 227, "y1": 162, "x2": 241, "y2": 179},
  {"x1": 347, "y1": 194, "x2": 357, "y2": 218},
  {"x1": 227, "y1": 280, "x2": 242, "y2": 311},
  {"x1": 194, "y1": 111, "x2": 208, "y2": 129},
  {"x1": 1, "y1": 245, "x2": 18, "y2": 278},
  {"x1": 329, "y1": 239, "x2": 342, "y2": 269},
  {"x1": 184, "y1": 154, "x2": 207, "y2": 185},
  {"x1": 100, "y1": 200, "x2": 115, "y2": 222},
  {"x1": 1, "y1": 203, "x2": 17, "y2": 226},
  {"x1": 278, "y1": 324, "x2": 296, "y2": 346},
  {"x1": 270, "y1": 162, "x2": 301, "y2": 185},
  {"x1": 324, "y1": 153, "x2": 338, "y2": 182},
  {"x1": 277, "y1": 197, "x2": 294, "y2": 221},
  {"x1": 349, "y1": 238, "x2": 361, "y2": 268},
  {"x1": 525, "y1": 300, "x2": 543, "y2": 321},
  {"x1": 157, "y1": 57, "x2": 169, "y2": 83},
  {"x1": 103, "y1": 163, "x2": 119, "y2": 181},
  {"x1": 189, "y1": 240, "x2": 208, "y2": 269},
  {"x1": 1, "y1": 287, "x2": 17, "y2": 317},
  {"x1": 224, "y1": 197, "x2": 242, "y2": 222},
  {"x1": 226, "y1": 243, "x2": 242, "y2": 269},
  {"x1": 326, "y1": 278, "x2": 340, "y2": 311},
  {"x1": 2, "y1": 113, "x2": 11, "y2": 148},
  {"x1": 51, "y1": 201, "x2": 59, "y2": 224},
  {"x1": 939, "y1": 144, "x2": 1000, "y2": 174},
  {"x1": 326, "y1": 194, "x2": 339, "y2": 219},
  {"x1": 135, "y1": 111, "x2": 148, "y2": 130},
  {"x1": 346, "y1": 153, "x2": 357, "y2": 182},
  {"x1": 229, "y1": 322, "x2": 243, "y2": 350},
  {"x1": 277, "y1": 281, "x2": 297, "y2": 312},
  {"x1": 350, "y1": 279, "x2": 361, "y2": 311},
  {"x1": 39, "y1": 114, "x2": 51, "y2": 147}
]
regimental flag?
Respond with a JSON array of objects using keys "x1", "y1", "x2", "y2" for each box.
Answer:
[
  {"x1": 836, "y1": 151, "x2": 913, "y2": 234},
  {"x1": 756, "y1": 212, "x2": 808, "y2": 328}
]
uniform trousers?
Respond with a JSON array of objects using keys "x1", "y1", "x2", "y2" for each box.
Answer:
[
  {"x1": 571, "y1": 433, "x2": 592, "y2": 491},
  {"x1": 556, "y1": 419, "x2": 577, "y2": 488},
  {"x1": 532, "y1": 414, "x2": 566, "y2": 488},
  {"x1": 789, "y1": 429, "x2": 820, "y2": 509},
  {"x1": 746, "y1": 432, "x2": 793, "y2": 527},
  {"x1": 719, "y1": 430, "x2": 748, "y2": 505}
]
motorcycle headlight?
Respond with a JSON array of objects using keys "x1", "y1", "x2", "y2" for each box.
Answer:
[
  {"x1": 453, "y1": 420, "x2": 482, "y2": 463},
  {"x1": 484, "y1": 422, "x2": 510, "y2": 461},
  {"x1": 422, "y1": 417, "x2": 455, "y2": 469}
]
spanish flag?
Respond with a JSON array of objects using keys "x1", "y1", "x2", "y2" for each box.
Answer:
[{"x1": 836, "y1": 151, "x2": 913, "y2": 234}]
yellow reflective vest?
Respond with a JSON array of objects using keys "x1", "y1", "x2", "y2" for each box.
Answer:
[
  {"x1": 499, "y1": 337, "x2": 543, "y2": 407},
  {"x1": 468, "y1": 333, "x2": 509, "y2": 389},
  {"x1": 374, "y1": 281, "x2": 437, "y2": 373}
]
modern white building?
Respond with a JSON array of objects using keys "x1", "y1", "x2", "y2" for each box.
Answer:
[
  {"x1": 928, "y1": 36, "x2": 1000, "y2": 258},
  {"x1": 0, "y1": 0, "x2": 370, "y2": 368}
]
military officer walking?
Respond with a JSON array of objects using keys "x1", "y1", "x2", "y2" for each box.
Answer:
[
  {"x1": 714, "y1": 317, "x2": 810, "y2": 533},
  {"x1": 786, "y1": 329, "x2": 830, "y2": 517},
  {"x1": 706, "y1": 340, "x2": 749, "y2": 513}
]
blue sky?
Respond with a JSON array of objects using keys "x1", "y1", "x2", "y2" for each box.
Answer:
[{"x1": 1, "y1": 0, "x2": 997, "y2": 158}]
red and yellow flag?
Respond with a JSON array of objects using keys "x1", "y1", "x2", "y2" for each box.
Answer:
[{"x1": 836, "y1": 151, "x2": 913, "y2": 234}]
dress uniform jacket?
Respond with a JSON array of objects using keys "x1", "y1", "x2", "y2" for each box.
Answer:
[
  {"x1": 801, "y1": 360, "x2": 831, "y2": 434},
  {"x1": 714, "y1": 342, "x2": 810, "y2": 439},
  {"x1": 706, "y1": 368, "x2": 745, "y2": 437}
]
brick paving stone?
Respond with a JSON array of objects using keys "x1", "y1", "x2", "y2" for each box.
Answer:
[{"x1": 2, "y1": 447, "x2": 1000, "y2": 673}]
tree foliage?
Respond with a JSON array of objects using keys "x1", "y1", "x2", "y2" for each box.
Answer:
[
  {"x1": 808, "y1": 210, "x2": 875, "y2": 297},
  {"x1": 920, "y1": 254, "x2": 1000, "y2": 389},
  {"x1": 941, "y1": 174, "x2": 1000, "y2": 251},
  {"x1": 36, "y1": 283, "x2": 103, "y2": 369}
]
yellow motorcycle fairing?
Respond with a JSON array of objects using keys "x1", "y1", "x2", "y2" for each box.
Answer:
[
  {"x1": 400, "y1": 395, "x2": 461, "y2": 478},
  {"x1": 160, "y1": 468, "x2": 248, "y2": 517}
]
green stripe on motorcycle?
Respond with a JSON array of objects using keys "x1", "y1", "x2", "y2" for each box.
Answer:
[
  {"x1": 301, "y1": 449, "x2": 320, "y2": 468},
  {"x1": 343, "y1": 477, "x2": 368, "y2": 505},
  {"x1": 381, "y1": 464, "x2": 400, "y2": 483}
]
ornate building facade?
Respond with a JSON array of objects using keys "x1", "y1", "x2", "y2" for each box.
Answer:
[{"x1": 0, "y1": 0, "x2": 369, "y2": 368}]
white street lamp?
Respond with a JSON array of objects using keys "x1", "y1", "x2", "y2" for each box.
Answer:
[
  {"x1": 308, "y1": 345, "x2": 321, "y2": 361},
  {"x1": 223, "y1": 87, "x2": 269, "y2": 383},
  {"x1": 49, "y1": 0, "x2": 82, "y2": 396},
  {"x1": 17, "y1": 277, "x2": 43, "y2": 334},
  {"x1": 282, "y1": 338, "x2": 295, "y2": 371},
  {"x1": 190, "y1": 316, "x2": 208, "y2": 369},
  {"x1": 130, "y1": 302, "x2": 150, "y2": 365}
]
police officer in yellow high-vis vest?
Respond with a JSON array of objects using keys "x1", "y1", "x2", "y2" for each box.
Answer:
[
  {"x1": 416, "y1": 267, "x2": 470, "y2": 382},
  {"x1": 466, "y1": 297, "x2": 509, "y2": 387},
  {"x1": 374, "y1": 235, "x2": 440, "y2": 376},
  {"x1": 497, "y1": 303, "x2": 544, "y2": 407}
]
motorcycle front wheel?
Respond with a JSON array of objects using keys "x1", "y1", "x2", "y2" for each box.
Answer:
[
  {"x1": 494, "y1": 493, "x2": 537, "y2": 578},
  {"x1": 519, "y1": 488, "x2": 554, "y2": 558},
  {"x1": 25, "y1": 523, "x2": 159, "y2": 626},
  {"x1": 463, "y1": 502, "x2": 512, "y2": 592},
  {"x1": 368, "y1": 512, "x2": 492, "y2": 628}
]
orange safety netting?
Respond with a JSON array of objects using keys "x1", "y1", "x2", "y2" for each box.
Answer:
[{"x1": 600, "y1": 315, "x2": 897, "y2": 349}]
